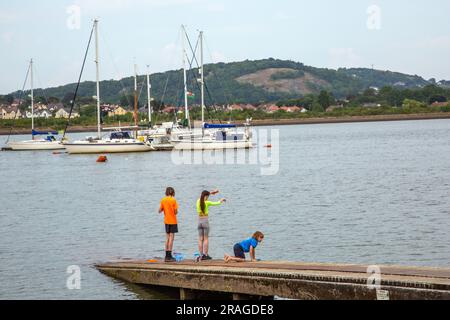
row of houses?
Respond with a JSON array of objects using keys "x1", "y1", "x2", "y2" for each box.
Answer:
[
  {"x1": 102, "y1": 103, "x2": 310, "y2": 115},
  {"x1": 0, "y1": 102, "x2": 313, "y2": 120},
  {"x1": 0, "y1": 103, "x2": 80, "y2": 120},
  {"x1": 256, "y1": 104, "x2": 308, "y2": 113},
  {"x1": 5, "y1": 100, "x2": 444, "y2": 120},
  {"x1": 0, "y1": 102, "x2": 134, "y2": 120},
  {"x1": 106, "y1": 100, "x2": 448, "y2": 115},
  {"x1": 156, "y1": 104, "x2": 309, "y2": 114}
]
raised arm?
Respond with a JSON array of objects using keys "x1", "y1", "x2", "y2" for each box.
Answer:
[{"x1": 207, "y1": 198, "x2": 226, "y2": 206}]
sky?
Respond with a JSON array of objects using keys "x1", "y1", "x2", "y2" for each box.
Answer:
[{"x1": 1, "y1": 0, "x2": 450, "y2": 94}]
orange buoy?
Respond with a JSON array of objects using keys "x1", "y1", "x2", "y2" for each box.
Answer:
[
  {"x1": 96, "y1": 155, "x2": 108, "y2": 163},
  {"x1": 265, "y1": 144, "x2": 272, "y2": 148}
]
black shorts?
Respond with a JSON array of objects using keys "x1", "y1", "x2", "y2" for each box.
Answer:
[
  {"x1": 233, "y1": 243, "x2": 245, "y2": 259},
  {"x1": 165, "y1": 224, "x2": 178, "y2": 234}
]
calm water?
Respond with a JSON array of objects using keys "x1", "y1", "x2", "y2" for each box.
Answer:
[{"x1": 1, "y1": 119, "x2": 449, "y2": 299}]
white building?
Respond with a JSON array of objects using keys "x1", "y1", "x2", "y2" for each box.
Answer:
[{"x1": 55, "y1": 107, "x2": 79, "y2": 119}]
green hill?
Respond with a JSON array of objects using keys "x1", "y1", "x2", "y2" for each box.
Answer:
[{"x1": 7, "y1": 58, "x2": 438, "y2": 106}]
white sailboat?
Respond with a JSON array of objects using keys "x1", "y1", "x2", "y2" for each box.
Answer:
[
  {"x1": 170, "y1": 30, "x2": 253, "y2": 150},
  {"x1": 171, "y1": 122, "x2": 253, "y2": 150},
  {"x1": 140, "y1": 26, "x2": 193, "y2": 150},
  {"x1": 64, "y1": 19, "x2": 153, "y2": 154},
  {"x1": 7, "y1": 59, "x2": 65, "y2": 151}
]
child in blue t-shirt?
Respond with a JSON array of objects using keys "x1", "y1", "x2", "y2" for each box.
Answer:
[{"x1": 224, "y1": 231, "x2": 264, "y2": 262}]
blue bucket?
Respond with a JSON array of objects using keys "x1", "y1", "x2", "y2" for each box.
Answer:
[{"x1": 174, "y1": 253, "x2": 185, "y2": 262}]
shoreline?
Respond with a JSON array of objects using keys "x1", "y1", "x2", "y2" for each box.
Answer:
[
  {"x1": 1, "y1": 112, "x2": 449, "y2": 136},
  {"x1": 245, "y1": 112, "x2": 450, "y2": 127}
]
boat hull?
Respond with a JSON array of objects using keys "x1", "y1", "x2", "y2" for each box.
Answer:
[
  {"x1": 151, "y1": 144, "x2": 175, "y2": 151},
  {"x1": 7, "y1": 140, "x2": 65, "y2": 151},
  {"x1": 64, "y1": 142, "x2": 153, "y2": 154}
]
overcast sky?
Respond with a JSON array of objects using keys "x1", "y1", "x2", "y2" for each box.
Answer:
[{"x1": 1, "y1": 0, "x2": 450, "y2": 94}]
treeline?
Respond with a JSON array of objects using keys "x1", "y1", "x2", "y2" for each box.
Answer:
[
  {"x1": 276, "y1": 84, "x2": 450, "y2": 112},
  {"x1": 4, "y1": 58, "x2": 445, "y2": 107}
]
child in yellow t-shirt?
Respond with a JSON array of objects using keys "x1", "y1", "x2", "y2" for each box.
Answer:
[{"x1": 196, "y1": 189, "x2": 226, "y2": 261}]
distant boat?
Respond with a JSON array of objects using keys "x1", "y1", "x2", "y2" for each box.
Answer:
[
  {"x1": 139, "y1": 25, "x2": 192, "y2": 148},
  {"x1": 64, "y1": 127, "x2": 154, "y2": 154},
  {"x1": 149, "y1": 135, "x2": 175, "y2": 151},
  {"x1": 171, "y1": 122, "x2": 253, "y2": 150},
  {"x1": 8, "y1": 130, "x2": 65, "y2": 151},
  {"x1": 169, "y1": 29, "x2": 253, "y2": 151},
  {"x1": 63, "y1": 19, "x2": 153, "y2": 154},
  {"x1": 7, "y1": 59, "x2": 65, "y2": 151}
]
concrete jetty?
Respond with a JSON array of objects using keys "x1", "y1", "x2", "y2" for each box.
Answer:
[{"x1": 96, "y1": 259, "x2": 450, "y2": 300}]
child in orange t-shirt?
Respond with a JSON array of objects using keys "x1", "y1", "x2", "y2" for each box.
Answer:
[{"x1": 159, "y1": 187, "x2": 179, "y2": 262}]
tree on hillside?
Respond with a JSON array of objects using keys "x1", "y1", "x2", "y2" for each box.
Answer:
[
  {"x1": 62, "y1": 92, "x2": 75, "y2": 106},
  {"x1": 120, "y1": 95, "x2": 133, "y2": 108},
  {"x1": 0, "y1": 94, "x2": 14, "y2": 104},
  {"x1": 47, "y1": 97, "x2": 60, "y2": 104},
  {"x1": 318, "y1": 90, "x2": 335, "y2": 109},
  {"x1": 422, "y1": 84, "x2": 444, "y2": 100},
  {"x1": 151, "y1": 99, "x2": 164, "y2": 113},
  {"x1": 311, "y1": 101, "x2": 324, "y2": 113},
  {"x1": 402, "y1": 99, "x2": 426, "y2": 109},
  {"x1": 298, "y1": 95, "x2": 316, "y2": 110},
  {"x1": 377, "y1": 86, "x2": 404, "y2": 107},
  {"x1": 35, "y1": 96, "x2": 47, "y2": 104},
  {"x1": 78, "y1": 96, "x2": 96, "y2": 105},
  {"x1": 429, "y1": 95, "x2": 447, "y2": 104},
  {"x1": 363, "y1": 88, "x2": 377, "y2": 97},
  {"x1": 80, "y1": 105, "x2": 97, "y2": 117}
]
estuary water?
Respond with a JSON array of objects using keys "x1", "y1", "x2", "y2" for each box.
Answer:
[{"x1": 0, "y1": 119, "x2": 449, "y2": 299}]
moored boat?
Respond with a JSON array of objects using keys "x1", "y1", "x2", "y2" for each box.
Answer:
[
  {"x1": 168, "y1": 29, "x2": 254, "y2": 151},
  {"x1": 6, "y1": 59, "x2": 65, "y2": 151},
  {"x1": 8, "y1": 131, "x2": 64, "y2": 151},
  {"x1": 63, "y1": 20, "x2": 153, "y2": 155},
  {"x1": 171, "y1": 122, "x2": 253, "y2": 150},
  {"x1": 64, "y1": 130, "x2": 153, "y2": 154}
]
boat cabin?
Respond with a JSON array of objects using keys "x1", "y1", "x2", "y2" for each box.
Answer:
[
  {"x1": 110, "y1": 131, "x2": 133, "y2": 140},
  {"x1": 214, "y1": 130, "x2": 244, "y2": 141}
]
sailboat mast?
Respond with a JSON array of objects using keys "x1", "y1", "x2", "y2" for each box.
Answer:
[
  {"x1": 182, "y1": 25, "x2": 190, "y2": 128},
  {"x1": 134, "y1": 63, "x2": 138, "y2": 130},
  {"x1": 30, "y1": 58, "x2": 34, "y2": 139},
  {"x1": 94, "y1": 19, "x2": 101, "y2": 139},
  {"x1": 146, "y1": 65, "x2": 152, "y2": 127},
  {"x1": 200, "y1": 31, "x2": 205, "y2": 125}
]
